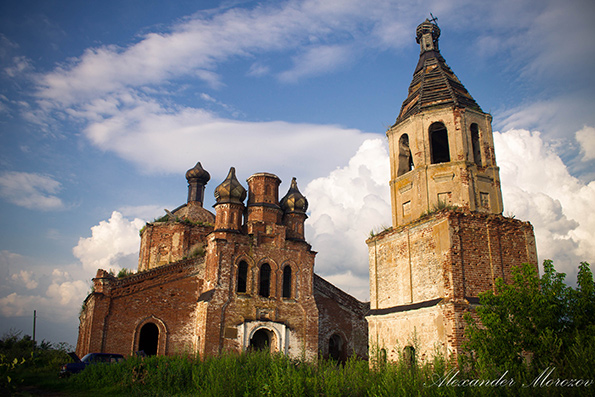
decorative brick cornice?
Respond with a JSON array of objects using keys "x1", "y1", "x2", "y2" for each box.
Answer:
[{"x1": 367, "y1": 208, "x2": 534, "y2": 244}]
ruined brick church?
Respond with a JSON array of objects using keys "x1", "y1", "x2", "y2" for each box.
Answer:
[
  {"x1": 76, "y1": 19, "x2": 538, "y2": 363},
  {"x1": 77, "y1": 165, "x2": 369, "y2": 360}
]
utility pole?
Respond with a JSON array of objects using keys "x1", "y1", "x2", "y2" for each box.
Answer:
[{"x1": 33, "y1": 309, "x2": 36, "y2": 347}]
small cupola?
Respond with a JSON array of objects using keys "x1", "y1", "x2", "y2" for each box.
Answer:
[
  {"x1": 213, "y1": 167, "x2": 246, "y2": 232},
  {"x1": 280, "y1": 178, "x2": 308, "y2": 214},
  {"x1": 416, "y1": 18, "x2": 440, "y2": 54},
  {"x1": 186, "y1": 162, "x2": 210, "y2": 205},
  {"x1": 280, "y1": 178, "x2": 308, "y2": 241},
  {"x1": 214, "y1": 167, "x2": 247, "y2": 205}
]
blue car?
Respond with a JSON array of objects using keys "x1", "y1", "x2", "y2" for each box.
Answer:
[{"x1": 60, "y1": 352, "x2": 125, "y2": 377}]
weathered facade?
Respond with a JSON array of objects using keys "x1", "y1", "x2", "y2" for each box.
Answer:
[
  {"x1": 366, "y1": 19, "x2": 538, "y2": 362},
  {"x1": 77, "y1": 164, "x2": 368, "y2": 360},
  {"x1": 77, "y1": 19, "x2": 540, "y2": 364}
]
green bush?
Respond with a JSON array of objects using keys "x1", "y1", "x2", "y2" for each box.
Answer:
[
  {"x1": 0, "y1": 331, "x2": 72, "y2": 394},
  {"x1": 463, "y1": 260, "x2": 595, "y2": 384}
]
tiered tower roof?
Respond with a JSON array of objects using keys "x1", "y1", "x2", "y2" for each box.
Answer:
[{"x1": 395, "y1": 19, "x2": 481, "y2": 125}]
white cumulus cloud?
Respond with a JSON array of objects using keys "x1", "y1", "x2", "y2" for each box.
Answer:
[
  {"x1": 11, "y1": 270, "x2": 38, "y2": 290},
  {"x1": 0, "y1": 265, "x2": 89, "y2": 321},
  {"x1": 304, "y1": 130, "x2": 595, "y2": 299},
  {"x1": 305, "y1": 138, "x2": 390, "y2": 300},
  {"x1": 576, "y1": 126, "x2": 595, "y2": 161},
  {"x1": 72, "y1": 211, "x2": 145, "y2": 273},
  {"x1": 495, "y1": 129, "x2": 595, "y2": 279},
  {"x1": 46, "y1": 279, "x2": 88, "y2": 307}
]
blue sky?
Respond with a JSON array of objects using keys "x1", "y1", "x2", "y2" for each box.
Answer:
[{"x1": 1, "y1": 0, "x2": 594, "y2": 347}]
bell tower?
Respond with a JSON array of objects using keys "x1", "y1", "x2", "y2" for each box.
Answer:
[
  {"x1": 388, "y1": 19, "x2": 502, "y2": 228},
  {"x1": 367, "y1": 19, "x2": 537, "y2": 362}
]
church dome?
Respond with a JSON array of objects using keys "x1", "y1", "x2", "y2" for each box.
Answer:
[
  {"x1": 280, "y1": 177, "x2": 308, "y2": 213},
  {"x1": 214, "y1": 167, "x2": 247, "y2": 204},
  {"x1": 172, "y1": 203, "x2": 215, "y2": 224},
  {"x1": 416, "y1": 19, "x2": 441, "y2": 48},
  {"x1": 185, "y1": 162, "x2": 210, "y2": 183}
]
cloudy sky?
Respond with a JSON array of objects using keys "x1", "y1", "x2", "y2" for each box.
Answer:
[{"x1": 1, "y1": 0, "x2": 594, "y2": 346}]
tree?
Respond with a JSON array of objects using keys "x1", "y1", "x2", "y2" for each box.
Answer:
[{"x1": 463, "y1": 260, "x2": 595, "y2": 377}]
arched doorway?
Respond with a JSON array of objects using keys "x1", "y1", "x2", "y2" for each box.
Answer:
[
  {"x1": 138, "y1": 322, "x2": 159, "y2": 356},
  {"x1": 328, "y1": 334, "x2": 343, "y2": 361},
  {"x1": 249, "y1": 328, "x2": 272, "y2": 351}
]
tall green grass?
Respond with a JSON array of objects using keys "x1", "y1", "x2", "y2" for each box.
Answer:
[
  {"x1": 61, "y1": 349, "x2": 594, "y2": 397},
  {"x1": 66, "y1": 350, "x2": 449, "y2": 396},
  {"x1": 62, "y1": 351, "x2": 462, "y2": 396}
]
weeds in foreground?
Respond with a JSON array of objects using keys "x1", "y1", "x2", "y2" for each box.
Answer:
[{"x1": 58, "y1": 349, "x2": 593, "y2": 396}]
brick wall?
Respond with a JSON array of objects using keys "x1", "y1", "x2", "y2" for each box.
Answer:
[
  {"x1": 314, "y1": 274, "x2": 369, "y2": 360},
  {"x1": 77, "y1": 259, "x2": 204, "y2": 357},
  {"x1": 367, "y1": 209, "x2": 537, "y2": 361},
  {"x1": 138, "y1": 222, "x2": 213, "y2": 271}
]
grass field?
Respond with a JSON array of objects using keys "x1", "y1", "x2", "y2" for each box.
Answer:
[{"x1": 7, "y1": 349, "x2": 592, "y2": 396}]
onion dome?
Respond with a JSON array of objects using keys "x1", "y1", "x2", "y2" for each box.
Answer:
[
  {"x1": 280, "y1": 177, "x2": 308, "y2": 213},
  {"x1": 185, "y1": 162, "x2": 210, "y2": 184},
  {"x1": 214, "y1": 167, "x2": 247, "y2": 204}
]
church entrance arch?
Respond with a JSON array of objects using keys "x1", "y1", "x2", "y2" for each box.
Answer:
[
  {"x1": 133, "y1": 316, "x2": 167, "y2": 356},
  {"x1": 242, "y1": 321, "x2": 287, "y2": 354},
  {"x1": 249, "y1": 328, "x2": 273, "y2": 351},
  {"x1": 138, "y1": 322, "x2": 159, "y2": 356}
]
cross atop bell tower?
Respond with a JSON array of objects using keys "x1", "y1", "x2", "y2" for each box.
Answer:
[{"x1": 387, "y1": 18, "x2": 503, "y2": 227}]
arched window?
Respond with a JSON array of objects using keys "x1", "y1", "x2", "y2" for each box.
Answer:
[
  {"x1": 403, "y1": 345, "x2": 415, "y2": 367},
  {"x1": 282, "y1": 265, "x2": 292, "y2": 298},
  {"x1": 237, "y1": 260, "x2": 248, "y2": 293},
  {"x1": 259, "y1": 263, "x2": 271, "y2": 297},
  {"x1": 430, "y1": 122, "x2": 450, "y2": 164},
  {"x1": 379, "y1": 348, "x2": 388, "y2": 364},
  {"x1": 397, "y1": 134, "x2": 414, "y2": 177},
  {"x1": 138, "y1": 323, "x2": 159, "y2": 356},
  {"x1": 470, "y1": 123, "x2": 482, "y2": 166}
]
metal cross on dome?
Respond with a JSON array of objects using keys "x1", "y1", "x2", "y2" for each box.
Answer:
[{"x1": 429, "y1": 13, "x2": 439, "y2": 26}]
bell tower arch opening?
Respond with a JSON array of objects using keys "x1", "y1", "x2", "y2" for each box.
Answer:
[
  {"x1": 397, "y1": 134, "x2": 414, "y2": 176},
  {"x1": 429, "y1": 122, "x2": 450, "y2": 164},
  {"x1": 470, "y1": 123, "x2": 482, "y2": 166}
]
